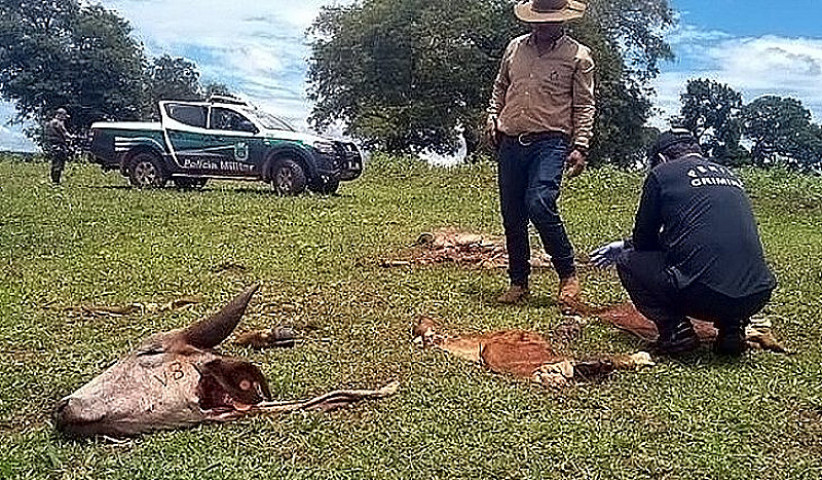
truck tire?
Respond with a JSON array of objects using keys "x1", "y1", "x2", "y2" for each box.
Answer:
[
  {"x1": 173, "y1": 177, "x2": 207, "y2": 190},
  {"x1": 270, "y1": 158, "x2": 307, "y2": 195},
  {"x1": 129, "y1": 152, "x2": 167, "y2": 188},
  {"x1": 309, "y1": 175, "x2": 340, "y2": 195}
]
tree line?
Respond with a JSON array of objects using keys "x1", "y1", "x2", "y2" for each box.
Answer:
[
  {"x1": 307, "y1": 0, "x2": 821, "y2": 172},
  {"x1": 2, "y1": 0, "x2": 819, "y2": 173},
  {"x1": 677, "y1": 79, "x2": 822, "y2": 173},
  {"x1": 0, "y1": 0, "x2": 228, "y2": 144},
  {"x1": 307, "y1": 0, "x2": 675, "y2": 168}
]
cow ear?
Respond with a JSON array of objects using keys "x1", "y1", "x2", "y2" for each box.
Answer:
[
  {"x1": 183, "y1": 284, "x2": 259, "y2": 349},
  {"x1": 200, "y1": 358, "x2": 272, "y2": 405}
]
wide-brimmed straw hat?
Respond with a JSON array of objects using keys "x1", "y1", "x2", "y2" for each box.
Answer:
[{"x1": 515, "y1": 0, "x2": 587, "y2": 23}]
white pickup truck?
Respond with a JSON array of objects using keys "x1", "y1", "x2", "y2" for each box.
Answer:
[{"x1": 87, "y1": 96, "x2": 362, "y2": 194}]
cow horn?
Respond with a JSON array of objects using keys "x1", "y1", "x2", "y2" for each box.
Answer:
[{"x1": 184, "y1": 284, "x2": 259, "y2": 349}]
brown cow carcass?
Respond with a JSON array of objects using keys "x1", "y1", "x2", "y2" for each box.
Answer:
[{"x1": 413, "y1": 316, "x2": 653, "y2": 388}]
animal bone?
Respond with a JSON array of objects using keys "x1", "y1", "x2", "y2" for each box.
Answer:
[
  {"x1": 384, "y1": 228, "x2": 552, "y2": 270},
  {"x1": 54, "y1": 285, "x2": 397, "y2": 438},
  {"x1": 234, "y1": 326, "x2": 297, "y2": 349},
  {"x1": 413, "y1": 316, "x2": 653, "y2": 389}
]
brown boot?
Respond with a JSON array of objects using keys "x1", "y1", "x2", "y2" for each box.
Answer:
[
  {"x1": 557, "y1": 275, "x2": 581, "y2": 313},
  {"x1": 497, "y1": 284, "x2": 530, "y2": 304}
]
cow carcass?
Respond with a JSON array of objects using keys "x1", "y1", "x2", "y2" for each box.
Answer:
[
  {"x1": 54, "y1": 285, "x2": 398, "y2": 438},
  {"x1": 413, "y1": 316, "x2": 654, "y2": 388}
]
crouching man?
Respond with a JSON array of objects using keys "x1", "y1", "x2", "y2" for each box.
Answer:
[{"x1": 591, "y1": 130, "x2": 776, "y2": 355}]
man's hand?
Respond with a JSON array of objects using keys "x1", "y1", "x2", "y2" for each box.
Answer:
[
  {"x1": 484, "y1": 114, "x2": 500, "y2": 149},
  {"x1": 565, "y1": 148, "x2": 587, "y2": 177},
  {"x1": 589, "y1": 240, "x2": 626, "y2": 268}
]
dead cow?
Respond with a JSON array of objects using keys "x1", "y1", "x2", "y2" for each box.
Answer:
[
  {"x1": 54, "y1": 285, "x2": 398, "y2": 438},
  {"x1": 413, "y1": 316, "x2": 653, "y2": 388}
]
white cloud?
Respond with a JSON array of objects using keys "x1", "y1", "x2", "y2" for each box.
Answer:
[
  {"x1": 2, "y1": 0, "x2": 333, "y2": 149},
  {"x1": 5, "y1": 6, "x2": 822, "y2": 150},
  {"x1": 0, "y1": 102, "x2": 37, "y2": 152},
  {"x1": 101, "y1": 0, "x2": 330, "y2": 129},
  {"x1": 652, "y1": 29, "x2": 822, "y2": 128},
  {"x1": 666, "y1": 24, "x2": 732, "y2": 46}
]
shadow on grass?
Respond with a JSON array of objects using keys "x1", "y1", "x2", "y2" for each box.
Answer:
[
  {"x1": 81, "y1": 185, "x2": 132, "y2": 190},
  {"x1": 462, "y1": 284, "x2": 559, "y2": 310},
  {"x1": 81, "y1": 183, "x2": 356, "y2": 199}
]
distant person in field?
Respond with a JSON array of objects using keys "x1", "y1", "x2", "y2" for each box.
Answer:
[
  {"x1": 44, "y1": 107, "x2": 73, "y2": 185},
  {"x1": 485, "y1": 0, "x2": 595, "y2": 308},
  {"x1": 591, "y1": 130, "x2": 777, "y2": 355}
]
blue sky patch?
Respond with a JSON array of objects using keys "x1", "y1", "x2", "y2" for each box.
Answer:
[{"x1": 2, "y1": 0, "x2": 821, "y2": 151}]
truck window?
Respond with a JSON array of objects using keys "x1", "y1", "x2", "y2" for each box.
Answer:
[
  {"x1": 165, "y1": 104, "x2": 207, "y2": 128},
  {"x1": 210, "y1": 108, "x2": 258, "y2": 133}
]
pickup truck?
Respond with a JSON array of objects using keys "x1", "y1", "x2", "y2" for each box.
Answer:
[{"x1": 87, "y1": 97, "x2": 363, "y2": 194}]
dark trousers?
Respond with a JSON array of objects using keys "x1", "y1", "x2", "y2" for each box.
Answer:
[
  {"x1": 616, "y1": 250, "x2": 772, "y2": 336},
  {"x1": 48, "y1": 145, "x2": 68, "y2": 184},
  {"x1": 498, "y1": 134, "x2": 576, "y2": 286}
]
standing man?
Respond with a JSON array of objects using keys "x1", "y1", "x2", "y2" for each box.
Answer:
[
  {"x1": 591, "y1": 130, "x2": 777, "y2": 355},
  {"x1": 486, "y1": 0, "x2": 595, "y2": 307},
  {"x1": 44, "y1": 107, "x2": 72, "y2": 185}
]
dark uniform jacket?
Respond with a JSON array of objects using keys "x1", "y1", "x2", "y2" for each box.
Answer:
[
  {"x1": 44, "y1": 118, "x2": 70, "y2": 150},
  {"x1": 632, "y1": 154, "x2": 776, "y2": 298}
]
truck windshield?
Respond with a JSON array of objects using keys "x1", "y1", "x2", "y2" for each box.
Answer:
[{"x1": 245, "y1": 109, "x2": 295, "y2": 132}]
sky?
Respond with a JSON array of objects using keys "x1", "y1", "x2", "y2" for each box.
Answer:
[{"x1": 2, "y1": 0, "x2": 822, "y2": 151}]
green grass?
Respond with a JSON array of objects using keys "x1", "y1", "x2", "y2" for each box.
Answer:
[{"x1": 1, "y1": 156, "x2": 821, "y2": 479}]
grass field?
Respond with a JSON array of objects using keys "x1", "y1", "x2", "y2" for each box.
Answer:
[{"x1": 1, "y1": 156, "x2": 821, "y2": 479}]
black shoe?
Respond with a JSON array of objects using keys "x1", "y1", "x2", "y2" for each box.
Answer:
[
  {"x1": 714, "y1": 328, "x2": 746, "y2": 356},
  {"x1": 656, "y1": 322, "x2": 700, "y2": 355}
]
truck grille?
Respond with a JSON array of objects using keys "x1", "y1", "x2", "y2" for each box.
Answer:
[{"x1": 334, "y1": 142, "x2": 363, "y2": 181}]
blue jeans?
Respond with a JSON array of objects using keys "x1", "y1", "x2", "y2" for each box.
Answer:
[{"x1": 498, "y1": 134, "x2": 576, "y2": 286}]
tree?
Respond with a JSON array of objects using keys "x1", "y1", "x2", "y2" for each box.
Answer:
[
  {"x1": 1, "y1": 1, "x2": 234, "y2": 141},
  {"x1": 579, "y1": 0, "x2": 674, "y2": 167},
  {"x1": 679, "y1": 79, "x2": 745, "y2": 163},
  {"x1": 0, "y1": 0, "x2": 146, "y2": 138},
  {"x1": 308, "y1": 0, "x2": 518, "y2": 154},
  {"x1": 202, "y1": 82, "x2": 234, "y2": 99},
  {"x1": 308, "y1": 0, "x2": 675, "y2": 163},
  {"x1": 142, "y1": 54, "x2": 202, "y2": 118},
  {"x1": 741, "y1": 95, "x2": 822, "y2": 172}
]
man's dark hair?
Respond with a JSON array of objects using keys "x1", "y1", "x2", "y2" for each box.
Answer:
[{"x1": 648, "y1": 129, "x2": 702, "y2": 167}]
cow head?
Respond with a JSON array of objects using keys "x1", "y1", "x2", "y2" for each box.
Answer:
[{"x1": 54, "y1": 285, "x2": 271, "y2": 438}]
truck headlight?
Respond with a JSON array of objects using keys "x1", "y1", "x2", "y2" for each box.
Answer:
[{"x1": 311, "y1": 141, "x2": 336, "y2": 155}]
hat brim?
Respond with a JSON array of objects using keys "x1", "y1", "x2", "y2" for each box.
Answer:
[{"x1": 514, "y1": 0, "x2": 586, "y2": 23}]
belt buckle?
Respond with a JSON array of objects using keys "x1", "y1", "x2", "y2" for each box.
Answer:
[{"x1": 517, "y1": 133, "x2": 532, "y2": 147}]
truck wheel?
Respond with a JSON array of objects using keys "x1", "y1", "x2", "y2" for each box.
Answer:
[
  {"x1": 309, "y1": 175, "x2": 340, "y2": 195},
  {"x1": 270, "y1": 158, "x2": 307, "y2": 195},
  {"x1": 173, "y1": 177, "x2": 207, "y2": 190},
  {"x1": 129, "y1": 152, "x2": 167, "y2": 188}
]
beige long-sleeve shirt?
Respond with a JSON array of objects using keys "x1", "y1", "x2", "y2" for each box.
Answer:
[{"x1": 489, "y1": 33, "x2": 596, "y2": 149}]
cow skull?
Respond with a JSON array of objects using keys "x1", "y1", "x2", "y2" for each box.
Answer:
[{"x1": 54, "y1": 285, "x2": 397, "y2": 438}]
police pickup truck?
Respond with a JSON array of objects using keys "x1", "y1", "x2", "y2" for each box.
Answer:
[{"x1": 87, "y1": 97, "x2": 362, "y2": 194}]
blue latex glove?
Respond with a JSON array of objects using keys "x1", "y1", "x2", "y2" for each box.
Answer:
[{"x1": 589, "y1": 240, "x2": 626, "y2": 268}]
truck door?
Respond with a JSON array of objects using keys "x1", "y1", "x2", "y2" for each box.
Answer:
[
  {"x1": 205, "y1": 107, "x2": 261, "y2": 176},
  {"x1": 162, "y1": 102, "x2": 228, "y2": 174}
]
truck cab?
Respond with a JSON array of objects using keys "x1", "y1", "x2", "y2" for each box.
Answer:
[{"x1": 88, "y1": 97, "x2": 363, "y2": 194}]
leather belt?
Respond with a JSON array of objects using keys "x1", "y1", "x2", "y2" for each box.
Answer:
[{"x1": 507, "y1": 132, "x2": 570, "y2": 146}]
